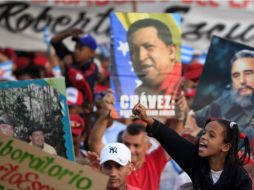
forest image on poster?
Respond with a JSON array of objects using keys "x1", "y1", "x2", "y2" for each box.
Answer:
[{"x1": 0, "y1": 78, "x2": 73, "y2": 159}]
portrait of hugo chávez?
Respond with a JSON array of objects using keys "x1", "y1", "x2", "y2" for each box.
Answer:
[{"x1": 127, "y1": 18, "x2": 181, "y2": 97}]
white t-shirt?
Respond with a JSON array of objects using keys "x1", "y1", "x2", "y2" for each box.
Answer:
[
  {"x1": 211, "y1": 169, "x2": 223, "y2": 184},
  {"x1": 160, "y1": 160, "x2": 192, "y2": 190},
  {"x1": 102, "y1": 120, "x2": 126, "y2": 143}
]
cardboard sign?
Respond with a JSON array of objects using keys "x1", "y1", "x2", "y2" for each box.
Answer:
[
  {"x1": 0, "y1": 133, "x2": 108, "y2": 190},
  {"x1": 110, "y1": 12, "x2": 182, "y2": 118},
  {"x1": 0, "y1": 77, "x2": 74, "y2": 160}
]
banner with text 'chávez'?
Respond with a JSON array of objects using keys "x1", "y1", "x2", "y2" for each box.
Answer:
[{"x1": 110, "y1": 12, "x2": 182, "y2": 118}]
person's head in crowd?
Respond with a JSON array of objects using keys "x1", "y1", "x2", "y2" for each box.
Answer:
[
  {"x1": 127, "y1": 18, "x2": 177, "y2": 88},
  {"x1": 67, "y1": 87, "x2": 84, "y2": 116},
  {"x1": 230, "y1": 49, "x2": 254, "y2": 107},
  {"x1": 121, "y1": 123, "x2": 149, "y2": 168},
  {"x1": 94, "y1": 71, "x2": 110, "y2": 94},
  {"x1": 198, "y1": 118, "x2": 250, "y2": 165},
  {"x1": 72, "y1": 34, "x2": 97, "y2": 64},
  {"x1": 183, "y1": 62, "x2": 203, "y2": 83},
  {"x1": 100, "y1": 142, "x2": 133, "y2": 190},
  {"x1": 2, "y1": 48, "x2": 16, "y2": 61},
  {"x1": 93, "y1": 55, "x2": 110, "y2": 93},
  {"x1": 29, "y1": 124, "x2": 46, "y2": 149},
  {"x1": 0, "y1": 113, "x2": 15, "y2": 137},
  {"x1": 14, "y1": 63, "x2": 47, "y2": 80},
  {"x1": 183, "y1": 61, "x2": 204, "y2": 107},
  {"x1": 33, "y1": 53, "x2": 53, "y2": 77},
  {"x1": 33, "y1": 53, "x2": 48, "y2": 68},
  {"x1": 0, "y1": 49, "x2": 12, "y2": 64},
  {"x1": 14, "y1": 56, "x2": 30, "y2": 70},
  {"x1": 70, "y1": 114, "x2": 85, "y2": 157}
]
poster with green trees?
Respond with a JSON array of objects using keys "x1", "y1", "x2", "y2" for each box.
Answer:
[{"x1": 0, "y1": 77, "x2": 74, "y2": 160}]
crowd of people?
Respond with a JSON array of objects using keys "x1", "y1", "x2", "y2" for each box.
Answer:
[{"x1": 0, "y1": 21, "x2": 254, "y2": 190}]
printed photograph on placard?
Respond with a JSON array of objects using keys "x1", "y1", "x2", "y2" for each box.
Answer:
[
  {"x1": 192, "y1": 36, "x2": 254, "y2": 140},
  {"x1": 110, "y1": 12, "x2": 182, "y2": 118},
  {"x1": 0, "y1": 77, "x2": 74, "y2": 160}
]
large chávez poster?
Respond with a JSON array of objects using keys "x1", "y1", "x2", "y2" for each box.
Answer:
[
  {"x1": 0, "y1": 77, "x2": 74, "y2": 160},
  {"x1": 110, "y1": 12, "x2": 182, "y2": 118},
  {"x1": 192, "y1": 36, "x2": 254, "y2": 140}
]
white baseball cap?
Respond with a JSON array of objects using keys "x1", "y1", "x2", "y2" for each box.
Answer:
[{"x1": 100, "y1": 143, "x2": 131, "y2": 166}]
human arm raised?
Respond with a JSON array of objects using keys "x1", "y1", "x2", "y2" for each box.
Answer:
[
  {"x1": 51, "y1": 28, "x2": 84, "y2": 44},
  {"x1": 132, "y1": 103, "x2": 199, "y2": 177},
  {"x1": 88, "y1": 89, "x2": 115, "y2": 154},
  {"x1": 173, "y1": 90, "x2": 189, "y2": 134},
  {"x1": 50, "y1": 28, "x2": 83, "y2": 63}
]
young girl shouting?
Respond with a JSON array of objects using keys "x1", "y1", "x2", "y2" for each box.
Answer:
[{"x1": 133, "y1": 103, "x2": 252, "y2": 190}]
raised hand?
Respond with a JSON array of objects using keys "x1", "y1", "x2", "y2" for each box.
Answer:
[
  {"x1": 175, "y1": 90, "x2": 189, "y2": 121},
  {"x1": 182, "y1": 110, "x2": 202, "y2": 143},
  {"x1": 99, "y1": 89, "x2": 115, "y2": 118},
  {"x1": 132, "y1": 103, "x2": 154, "y2": 125},
  {"x1": 69, "y1": 28, "x2": 84, "y2": 37},
  {"x1": 87, "y1": 151, "x2": 101, "y2": 172}
]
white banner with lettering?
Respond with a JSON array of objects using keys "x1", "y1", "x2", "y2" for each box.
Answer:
[
  {"x1": 137, "y1": 1, "x2": 254, "y2": 52},
  {"x1": 0, "y1": 1, "x2": 132, "y2": 51},
  {"x1": 0, "y1": 0, "x2": 253, "y2": 52}
]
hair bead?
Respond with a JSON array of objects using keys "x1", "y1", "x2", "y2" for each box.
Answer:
[
  {"x1": 239, "y1": 132, "x2": 246, "y2": 139},
  {"x1": 230, "y1": 122, "x2": 237, "y2": 129}
]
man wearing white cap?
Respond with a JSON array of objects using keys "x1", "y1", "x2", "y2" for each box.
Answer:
[{"x1": 100, "y1": 142, "x2": 141, "y2": 190}]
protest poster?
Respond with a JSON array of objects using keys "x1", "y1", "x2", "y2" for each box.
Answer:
[
  {"x1": 0, "y1": 77, "x2": 74, "y2": 160},
  {"x1": 110, "y1": 12, "x2": 182, "y2": 118},
  {"x1": 192, "y1": 36, "x2": 254, "y2": 140},
  {"x1": 0, "y1": 132, "x2": 108, "y2": 190}
]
